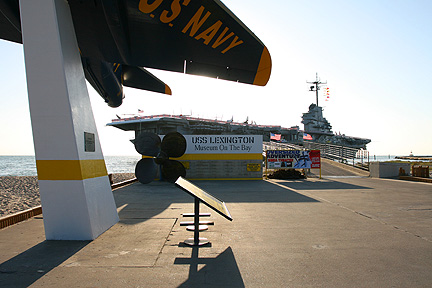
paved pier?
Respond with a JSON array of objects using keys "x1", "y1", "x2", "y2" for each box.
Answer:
[{"x1": 1, "y1": 177, "x2": 431, "y2": 287}]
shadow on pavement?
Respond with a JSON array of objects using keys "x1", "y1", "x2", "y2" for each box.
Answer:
[
  {"x1": 115, "y1": 180, "x2": 320, "y2": 223},
  {"x1": 175, "y1": 246, "x2": 245, "y2": 288},
  {"x1": 0, "y1": 240, "x2": 89, "y2": 288},
  {"x1": 271, "y1": 179, "x2": 372, "y2": 191},
  {"x1": 195, "y1": 180, "x2": 320, "y2": 203}
]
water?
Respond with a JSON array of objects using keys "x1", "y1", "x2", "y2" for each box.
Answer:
[
  {"x1": 105, "y1": 156, "x2": 141, "y2": 173},
  {"x1": 0, "y1": 155, "x2": 428, "y2": 176},
  {"x1": 0, "y1": 156, "x2": 37, "y2": 176},
  {"x1": 0, "y1": 155, "x2": 141, "y2": 176},
  {"x1": 356, "y1": 155, "x2": 431, "y2": 162},
  {"x1": 368, "y1": 155, "x2": 397, "y2": 162},
  {"x1": 346, "y1": 155, "x2": 432, "y2": 166}
]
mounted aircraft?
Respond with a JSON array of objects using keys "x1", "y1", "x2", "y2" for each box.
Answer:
[{"x1": 0, "y1": 0, "x2": 271, "y2": 107}]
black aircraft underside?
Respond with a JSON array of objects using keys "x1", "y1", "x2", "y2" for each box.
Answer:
[{"x1": 0, "y1": 0, "x2": 271, "y2": 107}]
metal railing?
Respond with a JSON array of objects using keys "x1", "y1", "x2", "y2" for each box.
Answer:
[
  {"x1": 264, "y1": 141, "x2": 369, "y2": 171},
  {"x1": 263, "y1": 142, "x2": 303, "y2": 151},
  {"x1": 303, "y1": 142, "x2": 368, "y2": 170}
]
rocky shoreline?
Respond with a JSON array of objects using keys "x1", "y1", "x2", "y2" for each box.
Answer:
[{"x1": 0, "y1": 173, "x2": 135, "y2": 217}]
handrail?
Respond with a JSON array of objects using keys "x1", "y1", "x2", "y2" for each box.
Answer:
[{"x1": 264, "y1": 141, "x2": 368, "y2": 171}]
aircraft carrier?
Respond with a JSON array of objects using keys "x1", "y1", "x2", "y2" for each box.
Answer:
[{"x1": 108, "y1": 104, "x2": 371, "y2": 150}]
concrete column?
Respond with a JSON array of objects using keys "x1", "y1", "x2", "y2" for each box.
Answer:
[{"x1": 20, "y1": 0, "x2": 119, "y2": 240}]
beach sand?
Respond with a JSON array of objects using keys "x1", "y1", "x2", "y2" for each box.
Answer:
[{"x1": 0, "y1": 173, "x2": 135, "y2": 217}]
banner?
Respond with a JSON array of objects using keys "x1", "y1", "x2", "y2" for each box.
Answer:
[
  {"x1": 266, "y1": 150, "x2": 320, "y2": 169},
  {"x1": 183, "y1": 135, "x2": 262, "y2": 154},
  {"x1": 309, "y1": 150, "x2": 321, "y2": 168}
]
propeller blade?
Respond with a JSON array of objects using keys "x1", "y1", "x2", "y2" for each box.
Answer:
[
  {"x1": 161, "y1": 132, "x2": 186, "y2": 158},
  {"x1": 134, "y1": 132, "x2": 161, "y2": 156},
  {"x1": 135, "y1": 158, "x2": 157, "y2": 184},
  {"x1": 155, "y1": 150, "x2": 168, "y2": 165},
  {"x1": 161, "y1": 160, "x2": 186, "y2": 183}
]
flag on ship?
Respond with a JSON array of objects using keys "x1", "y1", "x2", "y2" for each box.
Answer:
[
  {"x1": 270, "y1": 133, "x2": 281, "y2": 141},
  {"x1": 303, "y1": 133, "x2": 313, "y2": 140}
]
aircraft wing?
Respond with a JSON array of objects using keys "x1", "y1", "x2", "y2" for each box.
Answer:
[
  {"x1": 0, "y1": 0, "x2": 21, "y2": 43},
  {"x1": 122, "y1": 66, "x2": 172, "y2": 95},
  {"x1": 68, "y1": 0, "x2": 271, "y2": 86},
  {"x1": 0, "y1": 0, "x2": 271, "y2": 107}
]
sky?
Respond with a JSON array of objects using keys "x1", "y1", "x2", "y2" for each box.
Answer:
[{"x1": 0, "y1": 0, "x2": 431, "y2": 156}]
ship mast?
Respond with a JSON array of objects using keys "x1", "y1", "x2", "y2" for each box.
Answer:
[{"x1": 307, "y1": 73, "x2": 327, "y2": 107}]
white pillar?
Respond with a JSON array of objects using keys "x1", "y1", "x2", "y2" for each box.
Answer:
[{"x1": 20, "y1": 0, "x2": 119, "y2": 240}]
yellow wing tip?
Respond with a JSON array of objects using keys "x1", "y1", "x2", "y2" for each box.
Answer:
[
  {"x1": 165, "y1": 84, "x2": 172, "y2": 95},
  {"x1": 253, "y1": 46, "x2": 272, "y2": 86}
]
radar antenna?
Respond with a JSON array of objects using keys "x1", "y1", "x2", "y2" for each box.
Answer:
[{"x1": 307, "y1": 72, "x2": 327, "y2": 107}]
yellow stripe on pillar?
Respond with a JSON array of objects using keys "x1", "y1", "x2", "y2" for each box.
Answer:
[{"x1": 36, "y1": 159, "x2": 108, "y2": 180}]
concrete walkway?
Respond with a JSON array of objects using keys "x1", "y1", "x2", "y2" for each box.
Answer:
[{"x1": 1, "y1": 177, "x2": 431, "y2": 287}]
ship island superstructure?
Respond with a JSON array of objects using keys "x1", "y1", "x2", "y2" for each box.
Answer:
[{"x1": 302, "y1": 103, "x2": 370, "y2": 148}]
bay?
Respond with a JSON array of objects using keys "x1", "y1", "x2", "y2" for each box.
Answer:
[
  {"x1": 0, "y1": 155, "x2": 141, "y2": 176},
  {"x1": 0, "y1": 154, "x2": 423, "y2": 176}
]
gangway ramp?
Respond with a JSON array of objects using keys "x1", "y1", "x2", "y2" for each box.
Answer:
[{"x1": 309, "y1": 158, "x2": 370, "y2": 177}]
